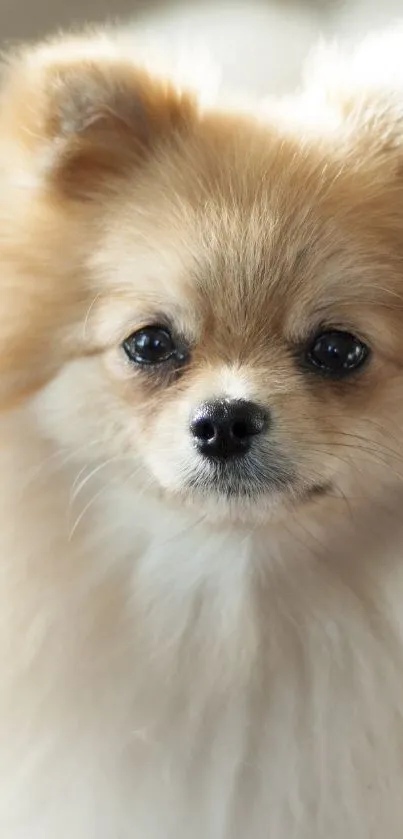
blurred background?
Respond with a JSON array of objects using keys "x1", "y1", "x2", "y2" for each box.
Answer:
[{"x1": 1, "y1": 0, "x2": 402, "y2": 95}]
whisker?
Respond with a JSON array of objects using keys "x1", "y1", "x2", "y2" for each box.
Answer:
[
  {"x1": 82, "y1": 292, "x2": 103, "y2": 342},
  {"x1": 23, "y1": 439, "x2": 103, "y2": 490},
  {"x1": 70, "y1": 455, "x2": 127, "y2": 505},
  {"x1": 68, "y1": 483, "x2": 109, "y2": 541}
]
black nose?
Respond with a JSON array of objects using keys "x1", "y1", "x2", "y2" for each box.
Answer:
[{"x1": 190, "y1": 399, "x2": 268, "y2": 459}]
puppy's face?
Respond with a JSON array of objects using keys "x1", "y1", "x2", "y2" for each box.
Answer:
[{"x1": 2, "y1": 35, "x2": 403, "y2": 523}]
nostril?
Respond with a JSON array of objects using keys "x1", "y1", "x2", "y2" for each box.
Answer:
[
  {"x1": 230, "y1": 420, "x2": 250, "y2": 441},
  {"x1": 230, "y1": 411, "x2": 266, "y2": 440},
  {"x1": 192, "y1": 419, "x2": 216, "y2": 442}
]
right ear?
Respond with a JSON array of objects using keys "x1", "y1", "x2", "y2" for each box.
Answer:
[
  {"x1": 0, "y1": 33, "x2": 197, "y2": 199},
  {"x1": 300, "y1": 28, "x2": 403, "y2": 172}
]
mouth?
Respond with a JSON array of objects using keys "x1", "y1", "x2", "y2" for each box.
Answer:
[
  {"x1": 186, "y1": 451, "x2": 296, "y2": 500},
  {"x1": 186, "y1": 456, "x2": 332, "y2": 505}
]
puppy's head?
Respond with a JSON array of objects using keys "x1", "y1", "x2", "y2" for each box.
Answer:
[{"x1": 2, "y1": 31, "x2": 403, "y2": 523}]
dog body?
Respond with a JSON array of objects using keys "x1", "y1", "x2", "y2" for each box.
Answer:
[
  {"x1": 3, "y1": 415, "x2": 403, "y2": 838},
  {"x1": 2, "y1": 31, "x2": 403, "y2": 838}
]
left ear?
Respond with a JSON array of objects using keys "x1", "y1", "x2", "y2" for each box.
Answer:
[{"x1": 0, "y1": 32, "x2": 198, "y2": 199}]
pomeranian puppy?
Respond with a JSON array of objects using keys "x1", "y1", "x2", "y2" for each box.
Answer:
[{"x1": 2, "y1": 27, "x2": 403, "y2": 839}]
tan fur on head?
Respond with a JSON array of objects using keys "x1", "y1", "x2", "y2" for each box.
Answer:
[
  {"x1": 3, "y1": 27, "x2": 403, "y2": 839},
  {"x1": 0, "y1": 33, "x2": 198, "y2": 405},
  {"x1": 2, "y1": 28, "x2": 403, "y2": 480}
]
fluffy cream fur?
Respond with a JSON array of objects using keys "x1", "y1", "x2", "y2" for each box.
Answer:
[{"x1": 1, "y1": 28, "x2": 403, "y2": 839}]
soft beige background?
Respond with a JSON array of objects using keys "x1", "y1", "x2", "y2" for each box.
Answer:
[
  {"x1": 0, "y1": 0, "x2": 153, "y2": 42},
  {"x1": 1, "y1": 0, "x2": 402, "y2": 96},
  {"x1": 0, "y1": 0, "x2": 325, "y2": 44},
  {"x1": 1, "y1": 0, "x2": 402, "y2": 43}
]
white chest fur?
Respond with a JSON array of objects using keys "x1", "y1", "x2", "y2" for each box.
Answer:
[{"x1": 1, "y1": 430, "x2": 403, "y2": 839}]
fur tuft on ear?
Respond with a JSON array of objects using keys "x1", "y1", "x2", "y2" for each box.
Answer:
[
  {"x1": 300, "y1": 27, "x2": 403, "y2": 165},
  {"x1": 0, "y1": 33, "x2": 197, "y2": 198}
]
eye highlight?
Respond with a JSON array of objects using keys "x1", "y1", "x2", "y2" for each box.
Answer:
[
  {"x1": 305, "y1": 330, "x2": 369, "y2": 378},
  {"x1": 123, "y1": 325, "x2": 187, "y2": 367}
]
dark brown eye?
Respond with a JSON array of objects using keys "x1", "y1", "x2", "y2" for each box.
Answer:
[
  {"x1": 306, "y1": 330, "x2": 369, "y2": 377},
  {"x1": 123, "y1": 326, "x2": 176, "y2": 365}
]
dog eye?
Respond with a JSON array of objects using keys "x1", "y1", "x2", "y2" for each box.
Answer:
[
  {"x1": 123, "y1": 326, "x2": 176, "y2": 365},
  {"x1": 305, "y1": 330, "x2": 369, "y2": 377}
]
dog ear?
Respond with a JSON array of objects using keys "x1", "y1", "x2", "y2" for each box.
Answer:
[
  {"x1": 300, "y1": 28, "x2": 403, "y2": 170},
  {"x1": 0, "y1": 34, "x2": 197, "y2": 199}
]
